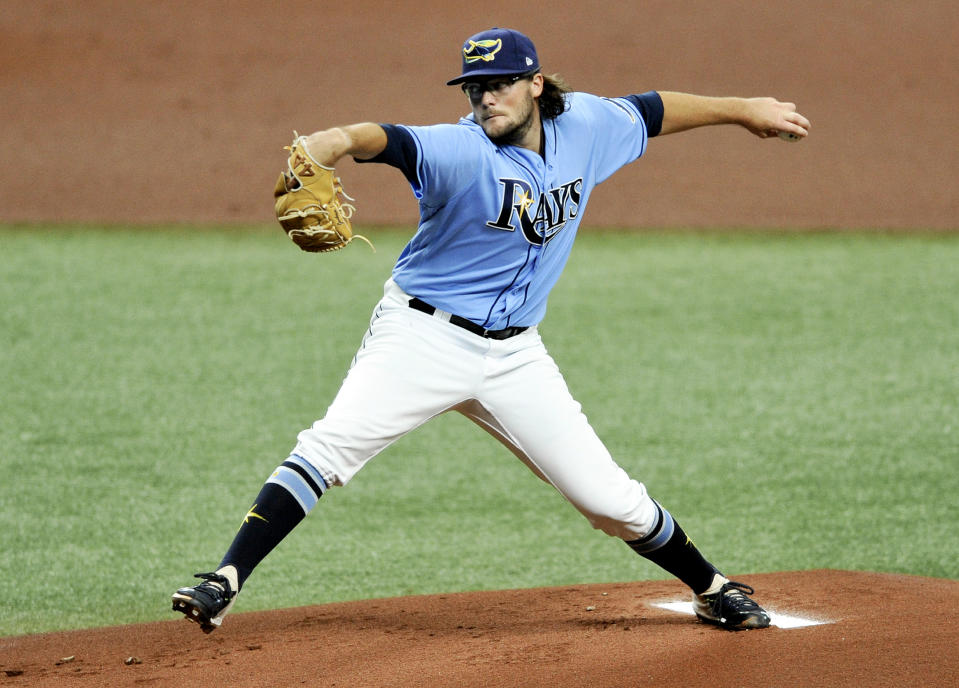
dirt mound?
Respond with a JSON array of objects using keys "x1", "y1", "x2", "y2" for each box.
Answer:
[{"x1": 2, "y1": 570, "x2": 957, "y2": 687}]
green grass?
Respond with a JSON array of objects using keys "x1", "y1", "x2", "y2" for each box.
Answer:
[{"x1": 1, "y1": 225, "x2": 957, "y2": 636}]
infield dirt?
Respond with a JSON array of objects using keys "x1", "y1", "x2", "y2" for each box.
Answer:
[{"x1": 1, "y1": 1, "x2": 956, "y2": 230}]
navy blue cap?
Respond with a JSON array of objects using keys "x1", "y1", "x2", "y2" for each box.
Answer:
[{"x1": 446, "y1": 28, "x2": 540, "y2": 85}]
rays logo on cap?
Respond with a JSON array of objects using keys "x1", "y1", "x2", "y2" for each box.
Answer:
[
  {"x1": 447, "y1": 28, "x2": 539, "y2": 86},
  {"x1": 464, "y1": 38, "x2": 502, "y2": 63}
]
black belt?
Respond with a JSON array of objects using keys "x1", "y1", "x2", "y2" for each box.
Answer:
[{"x1": 408, "y1": 298, "x2": 528, "y2": 340}]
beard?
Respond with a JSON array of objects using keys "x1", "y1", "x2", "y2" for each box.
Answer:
[{"x1": 484, "y1": 93, "x2": 537, "y2": 146}]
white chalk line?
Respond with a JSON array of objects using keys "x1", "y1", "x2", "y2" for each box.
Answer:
[{"x1": 651, "y1": 601, "x2": 830, "y2": 629}]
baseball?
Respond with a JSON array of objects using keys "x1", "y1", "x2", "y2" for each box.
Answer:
[{"x1": 778, "y1": 131, "x2": 802, "y2": 142}]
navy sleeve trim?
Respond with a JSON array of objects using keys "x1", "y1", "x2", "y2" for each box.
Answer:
[
  {"x1": 624, "y1": 91, "x2": 663, "y2": 137},
  {"x1": 354, "y1": 124, "x2": 418, "y2": 185}
]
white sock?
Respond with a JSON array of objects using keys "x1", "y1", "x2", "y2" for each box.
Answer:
[
  {"x1": 214, "y1": 565, "x2": 239, "y2": 594},
  {"x1": 700, "y1": 573, "x2": 729, "y2": 596}
]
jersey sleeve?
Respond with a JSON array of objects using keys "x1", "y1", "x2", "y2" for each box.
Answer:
[
  {"x1": 624, "y1": 91, "x2": 664, "y2": 137},
  {"x1": 567, "y1": 92, "x2": 652, "y2": 184},
  {"x1": 356, "y1": 121, "x2": 482, "y2": 209},
  {"x1": 354, "y1": 124, "x2": 419, "y2": 185}
]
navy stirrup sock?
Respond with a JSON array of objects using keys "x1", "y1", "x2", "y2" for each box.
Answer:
[
  {"x1": 626, "y1": 502, "x2": 718, "y2": 595},
  {"x1": 219, "y1": 455, "x2": 327, "y2": 589}
]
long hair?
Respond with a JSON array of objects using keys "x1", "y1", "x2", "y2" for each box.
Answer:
[{"x1": 538, "y1": 73, "x2": 572, "y2": 120}]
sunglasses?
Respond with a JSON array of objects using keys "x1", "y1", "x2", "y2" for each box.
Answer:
[{"x1": 460, "y1": 74, "x2": 532, "y2": 99}]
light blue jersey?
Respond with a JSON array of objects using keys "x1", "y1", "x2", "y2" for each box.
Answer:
[{"x1": 375, "y1": 92, "x2": 652, "y2": 330}]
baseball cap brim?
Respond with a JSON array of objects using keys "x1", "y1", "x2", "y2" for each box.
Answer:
[{"x1": 446, "y1": 66, "x2": 538, "y2": 86}]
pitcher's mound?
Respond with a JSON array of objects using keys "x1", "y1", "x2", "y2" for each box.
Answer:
[{"x1": 2, "y1": 570, "x2": 956, "y2": 687}]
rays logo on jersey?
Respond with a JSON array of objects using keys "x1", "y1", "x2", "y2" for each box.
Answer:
[
  {"x1": 464, "y1": 39, "x2": 502, "y2": 63},
  {"x1": 486, "y1": 177, "x2": 583, "y2": 245}
]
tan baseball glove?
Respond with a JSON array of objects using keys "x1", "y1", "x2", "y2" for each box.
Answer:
[{"x1": 273, "y1": 132, "x2": 373, "y2": 253}]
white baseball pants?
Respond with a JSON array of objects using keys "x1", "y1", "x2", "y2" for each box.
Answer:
[{"x1": 293, "y1": 279, "x2": 659, "y2": 540}]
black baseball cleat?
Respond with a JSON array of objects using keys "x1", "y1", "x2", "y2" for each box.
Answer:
[
  {"x1": 693, "y1": 580, "x2": 771, "y2": 630},
  {"x1": 171, "y1": 572, "x2": 237, "y2": 633}
]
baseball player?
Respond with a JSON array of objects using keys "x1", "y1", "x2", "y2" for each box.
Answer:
[{"x1": 173, "y1": 27, "x2": 809, "y2": 633}]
